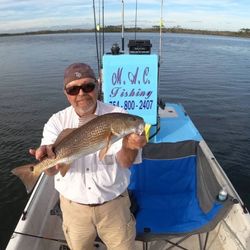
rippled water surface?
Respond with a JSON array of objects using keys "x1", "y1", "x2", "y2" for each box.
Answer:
[{"x1": 0, "y1": 32, "x2": 249, "y2": 248}]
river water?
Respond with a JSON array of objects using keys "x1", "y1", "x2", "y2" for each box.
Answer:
[{"x1": 0, "y1": 32, "x2": 249, "y2": 249}]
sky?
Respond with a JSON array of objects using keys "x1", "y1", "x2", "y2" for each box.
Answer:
[{"x1": 0, "y1": 0, "x2": 250, "y2": 34}]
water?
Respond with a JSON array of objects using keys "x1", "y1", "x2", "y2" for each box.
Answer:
[{"x1": 0, "y1": 32, "x2": 249, "y2": 249}]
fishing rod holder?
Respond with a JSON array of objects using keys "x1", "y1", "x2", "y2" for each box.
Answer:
[{"x1": 128, "y1": 40, "x2": 152, "y2": 54}]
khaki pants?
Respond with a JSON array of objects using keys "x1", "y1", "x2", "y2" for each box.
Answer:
[{"x1": 60, "y1": 192, "x2": 136, "y2": 250}]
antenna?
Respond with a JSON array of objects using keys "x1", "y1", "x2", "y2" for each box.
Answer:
[
  {"x1": 134, "y1": 0, "x2": 138, "y2": 40},
  {"x1": 92, "y1": 0, "x2": 100, "y2": 74},
  {"x1": 98, "y1": 0, "x2": 101, "y2": 57},
  {"x1": 102, "y1": 0, "x2": 104, "y2": 56},
  {"x1": 121, "y1": 0, "x2": 125, "y2": 51},
  {"x1": 159, "y1": 0, "x2": 164, "y2": 60}
]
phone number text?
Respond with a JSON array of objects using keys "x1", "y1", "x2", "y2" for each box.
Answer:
[{"x1": 109, "y1": 100, "x2": 153, "y2": 110}]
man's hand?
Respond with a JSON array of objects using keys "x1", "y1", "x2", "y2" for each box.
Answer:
[
  {"x1": 116, "y1": 133, "x2": 147, "y2": 168},
  {"x1": 29, "y1": 145, "x2": 55, "y2": 161},
  {"x1": 29, "y1": 145, "x2": 60, "y2": 176},
  {"x1": 122, "y1": 133, "x2": 147, "y2": 150}
]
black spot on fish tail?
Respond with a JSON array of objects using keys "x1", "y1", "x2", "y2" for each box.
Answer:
[{"x1": 11, "y1": 163, "x2": 40, "y2": 193}]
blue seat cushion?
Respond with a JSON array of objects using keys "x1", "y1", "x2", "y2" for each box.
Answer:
[{"x1": 129, "y1": 156, "x2": 223, "y2": 234}]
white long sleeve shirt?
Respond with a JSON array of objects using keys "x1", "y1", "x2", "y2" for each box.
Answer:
[{"x1": 41, "y1": 100, "x2": 141, "y2": 204}]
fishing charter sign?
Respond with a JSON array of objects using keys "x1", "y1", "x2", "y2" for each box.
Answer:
[{"x1": 103, "y1": 54, "x2": 158, "y2": 125}]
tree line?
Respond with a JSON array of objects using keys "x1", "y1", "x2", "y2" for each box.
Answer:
[{"x1": 1, "y1": 25, "x2": 250, "y2": 38}]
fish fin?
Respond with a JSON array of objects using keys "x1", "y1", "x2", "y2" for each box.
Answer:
[
  {"x1": 99, "y1": 148, "x2": 108, "y2": 161},
  {"x1": 53, "y1": 128, "x2": 76, "y2": 147},
  {"x1": 111, "y1": 127, "x2": 121, "y2": 137},
  {"x1": 11, "y1": 163, "x2": 40, "y2": 193},
  {"x1": 59, "y1": 164, "x2": 71, "y2": 177},
  {"x1": 99, "y1": 131, "x2": 114, "y2": 160}
]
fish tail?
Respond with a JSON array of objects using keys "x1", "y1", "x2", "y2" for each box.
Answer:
[{"x1": 11, "y1": 163, "x2": 40, "y2": 193}]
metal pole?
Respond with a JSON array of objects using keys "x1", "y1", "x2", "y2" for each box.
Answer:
[
  {"x1": 121, "y1": 0, "x2": 125, "y2": 51},
  {"x1": 102, "y1": 0, "x2": 104, "y2": 56},
  {"x1": 92, "y1": 0, "x2": 100, "y2": 74},
  {"x1": 159, "y1": 0, "x2": 163, "y2": 60},
  {"x1": 134, "y1": 0, "x2": 137, "y2": 40}
]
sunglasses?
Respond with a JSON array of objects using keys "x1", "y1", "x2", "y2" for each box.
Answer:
[{"x1": 65, "y1": 82, "x2": 96, "y2": 95}]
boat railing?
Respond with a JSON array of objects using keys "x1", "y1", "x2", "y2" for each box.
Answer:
[
  {"x1": 21, "y1": 173, "x2": 45, "y2": 220},
  {"x1": 200, "y1": 140, "x2": 248, "y2": 214}
]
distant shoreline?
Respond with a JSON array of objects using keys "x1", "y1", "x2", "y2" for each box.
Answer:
[{"x1": 1, "y1": 27, "x2": 250, "y2": 39}]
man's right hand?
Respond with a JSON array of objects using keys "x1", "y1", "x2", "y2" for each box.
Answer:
[
  {"x1": 29, "y1": 145, "x2": 60, "y2": 176},
  {"x1": 29, "y1": 145, "x2": 55, "y2": 161}
]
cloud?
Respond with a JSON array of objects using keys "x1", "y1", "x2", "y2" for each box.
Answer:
[
  {"x1": 0, "y1": 1, "x2": 94, "y2": 32},
  {"x1": 0, "y1": 0, "x2": 250, "y2": 32},
  {"x1": 163, "y1": 0, "x2": 250, "y2": 31}
]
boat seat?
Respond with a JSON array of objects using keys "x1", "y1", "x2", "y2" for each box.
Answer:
[{"x1": 128, "y1": 140, "x2": 234, "y2": 250}]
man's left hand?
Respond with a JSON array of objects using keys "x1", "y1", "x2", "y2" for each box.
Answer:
[{"x1": 122, "y1": 133, "x2": 147, "y2": 150}]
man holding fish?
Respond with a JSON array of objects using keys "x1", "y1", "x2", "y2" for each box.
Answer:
[{"x1": 27, "y1": 63, "x2": 147, "y2": 250}]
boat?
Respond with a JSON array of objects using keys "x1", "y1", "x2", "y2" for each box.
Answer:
[
  {"x1": 6, "y1": 2, "x2": 250, "y2": 250},
  {"x1": 6, "y1": 40, "x2": 250, "y2": 250}
]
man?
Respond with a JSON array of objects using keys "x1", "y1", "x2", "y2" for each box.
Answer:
[{"x1": 30, "y1": 63, "x2": 147, "y2": 250}]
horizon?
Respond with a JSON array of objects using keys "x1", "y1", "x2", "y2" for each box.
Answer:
[{"x1": 0, "y1": 1, "x2": 250, "y2": 34}]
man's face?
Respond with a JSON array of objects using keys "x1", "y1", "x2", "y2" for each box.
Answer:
[{"x1": 64, "y1": 77, "x2": 99, "y2": 116}]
